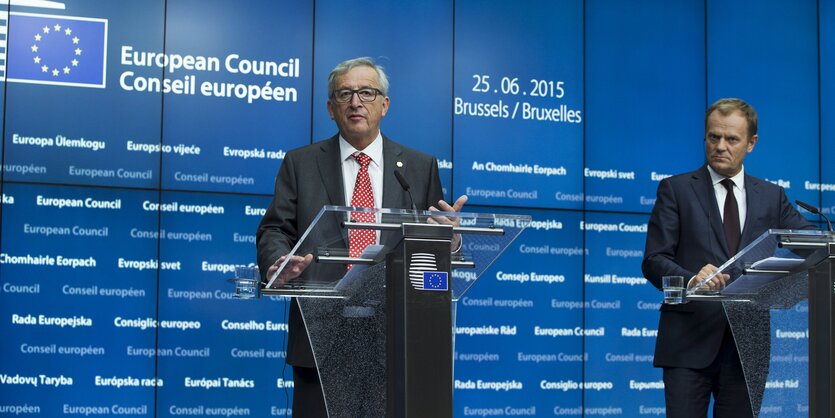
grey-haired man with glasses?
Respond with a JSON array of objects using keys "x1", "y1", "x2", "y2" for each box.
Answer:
[{"x1": 257, "y1": 57, "x2": 467, "y2": 416}]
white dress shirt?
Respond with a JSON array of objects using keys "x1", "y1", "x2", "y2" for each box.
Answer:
[
  {"x1": 340, "y1": 133, "x2": 384, "y2": 209},
  {"x1": 340, "y1": 133, "x2": 384, "y2": 244},
  {"x1": 707, "y1": 164, "x2": 746, "y2": 231}
]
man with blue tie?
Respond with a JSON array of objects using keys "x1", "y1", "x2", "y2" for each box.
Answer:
[{"x1": 642, "y1": 98, "x2": 816, "y2": 417}]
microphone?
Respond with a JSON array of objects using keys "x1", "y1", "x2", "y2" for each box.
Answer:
[
  {"x1": 796, "y1": 200, "x2": 834, "y2": 232},
  {"x1": 393, "y1": 170, "x2": 419, "y2": 222}
]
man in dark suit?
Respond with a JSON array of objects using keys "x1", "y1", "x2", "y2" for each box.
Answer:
[
  {"x1": 642, "y1": 98, "x2": 815, "y2": 417},
  {"x1": 256, "y1": 57, "x2": 466, "y2": 417}
]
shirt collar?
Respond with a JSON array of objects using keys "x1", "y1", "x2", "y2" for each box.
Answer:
[
  {"x1": 707, "y1": 164, "x2": 745, "y2": 190},
  {"x1": 339, "y1": 132, "x2": 383, "y2": 166}
]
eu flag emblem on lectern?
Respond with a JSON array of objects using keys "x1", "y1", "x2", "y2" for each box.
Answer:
[
  {"x1": 423, "y1": 272, "x2": 448, "y2": 291},
  {"x1": 4, "y1": 12, "x2": 107, "y2": 87}
]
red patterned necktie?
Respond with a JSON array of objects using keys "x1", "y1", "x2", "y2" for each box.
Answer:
[{"x1": 348, "y1": 152, "x2": 376, "y2": 268}]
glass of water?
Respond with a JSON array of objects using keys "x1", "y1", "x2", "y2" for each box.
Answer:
[
  {"x1": 662, "y1": 275, "x2": 685, "y2": 304},
  {"x1": 230, "y1": 266, "x2": 260, "y2": 299}
]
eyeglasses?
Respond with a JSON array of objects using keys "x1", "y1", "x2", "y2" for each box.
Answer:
[{"x1": 331, "y1": 88, "x2": 383, "y2": 103}]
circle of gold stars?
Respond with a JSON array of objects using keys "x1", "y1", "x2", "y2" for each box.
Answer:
[{"x1": 31, "y1": 22, "x2": 82, "y2": 77}]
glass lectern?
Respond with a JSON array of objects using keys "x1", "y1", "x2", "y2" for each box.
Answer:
[
  {"x1": 233, "y1": 206, "x2": 531, "y2": 417},
  {"x1": 685, "y1": 229, "x2": 834, "y2": 418}
]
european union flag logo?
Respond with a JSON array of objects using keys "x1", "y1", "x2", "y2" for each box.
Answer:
[
  {"x1": 422, "y1": 271, "x2": 448, "y2": 291},
  {"x1": 4, "y1": 12, "x2": 107, "y2": 87}
]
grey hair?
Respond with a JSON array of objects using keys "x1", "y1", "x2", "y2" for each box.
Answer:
[{"x1": 327, "y1": 57, "x2": 390, "y2": 98}]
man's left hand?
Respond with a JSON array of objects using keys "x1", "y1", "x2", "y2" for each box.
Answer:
[{"x1": 428, "y1": 195, "x2": 468, "y2": 251}]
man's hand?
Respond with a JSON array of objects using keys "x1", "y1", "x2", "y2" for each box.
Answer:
[
  {"x1": 267, "y1": 254, "x2": 314, "y2": 286},
  {"x1": 688, "y1": 264, "x2": 729, "y2": 291},
  {"x1": 428, "y1": 195, "x2": 468, "y2": 251}
]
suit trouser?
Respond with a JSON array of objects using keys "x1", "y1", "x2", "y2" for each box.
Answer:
[
  {"x1": 292, "y1": 366, "x2": 327, "y2": 418},
  {"x1": 662, "y1": 328, "x2": 755, "y2": 418}
]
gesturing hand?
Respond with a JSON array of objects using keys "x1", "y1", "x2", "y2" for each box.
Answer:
[{"x1": 428, "y1": 195, "x2": 468, "y2": 251}]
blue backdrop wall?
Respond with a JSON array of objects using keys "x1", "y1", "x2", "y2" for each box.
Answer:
[{"x1": 0, "y1": 0, "x2": 832, "y2": 416}]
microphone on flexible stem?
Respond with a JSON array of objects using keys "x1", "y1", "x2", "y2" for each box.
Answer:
[
  {"x1": 796, "y1": 200, "x2": 834, "y2": 232},
  {"x1": 393, "y1": 170, "x2": 420, "y2": 223}
]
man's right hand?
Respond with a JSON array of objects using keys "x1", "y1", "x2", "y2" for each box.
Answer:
[
  {"x1": 267, "y1": 254, "x2": 314, "y2": 286},
  {"x1": 688, "y1": 264, "x2": 729, "y2": 290}
]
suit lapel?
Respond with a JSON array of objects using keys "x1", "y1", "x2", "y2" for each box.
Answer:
[
  {"x1": 381, "y1": 136, "x2": 407, "y2": 209},
  {"x1": 690, "y1": 166, "x2": 729, "y2": 257},
  {"x1": 380, "y1": 136, "x2": 409, "y2": 249},
  {"x1": 316, "y1": 135, "x2": 345, "y2": 206},
  {"x1": 740, "y1": 174, "x2": 761, "y2": 247}
]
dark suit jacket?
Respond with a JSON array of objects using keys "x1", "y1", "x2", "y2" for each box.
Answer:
[
  {"x1": 642, "y1": 165, "x2": 814, "y2": 369},
  {"x1": 256, "y1": 134, "x2": 444, "y2": 367}
]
